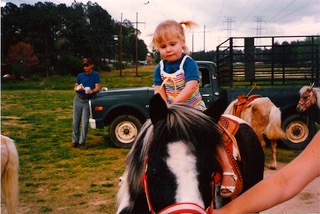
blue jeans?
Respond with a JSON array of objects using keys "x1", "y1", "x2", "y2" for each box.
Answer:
[{"x1": 72, "y1": 95, "x2": 90, "y2": 145}]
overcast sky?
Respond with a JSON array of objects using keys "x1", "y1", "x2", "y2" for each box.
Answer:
[{"x1": 2, "y1": 0, "x2": 320, "y2": 52}]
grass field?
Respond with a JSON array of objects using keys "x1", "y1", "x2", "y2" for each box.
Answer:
[{"x1": 1, "y1": 65, "x2": 303, "y2": 213}]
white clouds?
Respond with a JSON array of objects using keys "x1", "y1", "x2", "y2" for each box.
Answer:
[{"x1": 4, "y1": 0, "x2": 320, "y2": 51}]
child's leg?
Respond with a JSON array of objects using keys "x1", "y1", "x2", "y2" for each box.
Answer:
[{"x1": 217, "y1": 146, "x2": 238, "y2": 197}]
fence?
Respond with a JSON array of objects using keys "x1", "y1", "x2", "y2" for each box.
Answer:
[{"x1": 216, "y1": 35, "x2": 320, "y2": 88}]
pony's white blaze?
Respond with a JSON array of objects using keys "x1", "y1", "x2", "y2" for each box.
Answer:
[
  {"x1": 166, "y1": 141, "x2": 204, "y2": 208},
  {"x1": 116, "y1": 172, "x2": 130, "y2": 214}
]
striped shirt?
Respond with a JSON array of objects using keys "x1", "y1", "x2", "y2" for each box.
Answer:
[{"x1": 154, "y1": 55, "x2": 206, "y2": 111}]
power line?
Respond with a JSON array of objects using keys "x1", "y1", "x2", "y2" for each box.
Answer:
[
  {"x1": 236, "y1": 0, "x2": 264, "y2": 29},
  {"x1": 214, "y1": 0, "x2": 226, "y2": 27},
  {"x1": 276, "y1": 0, "x2": 316, "y2": 22},
  {"x1": 268, "y1": 0, "x2": 297, "y2": 22}
]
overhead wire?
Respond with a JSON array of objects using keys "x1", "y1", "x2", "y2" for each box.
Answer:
[
  {"x1": 214, "y1": 0, "x2": 225, "y2": 28},
  {"x1": 236, "y1": 0, "x2": 264, "y2": 29},
  {"x1": 268, "y1": 0, "x2": 297, "y2": 22},
  {"x1": 275, "y1": 0, "x2": 316, "y2": 22}
]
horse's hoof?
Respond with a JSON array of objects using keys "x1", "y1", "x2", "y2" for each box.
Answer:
[{"x1": 269, "y1": 163, "x2": 277, "y2": 170}]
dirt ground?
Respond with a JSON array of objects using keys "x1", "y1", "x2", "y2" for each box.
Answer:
[{"x1": 262, "y1": 162, "x2": 320, "y2": 214}]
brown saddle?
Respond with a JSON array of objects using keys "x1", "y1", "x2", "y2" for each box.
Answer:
[{"x1": 233, "y1": 94, "x2": 262, "y2": 117}]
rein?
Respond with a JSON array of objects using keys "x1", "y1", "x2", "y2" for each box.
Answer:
[{"x1": 160, "y1": 73, "x2": 178, "y2": 99}]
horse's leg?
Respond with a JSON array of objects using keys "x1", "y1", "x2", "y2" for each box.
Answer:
[
  {"x1": 270, "y1": 140, "x2": 277, "y2": 170},
  {"x1": 1, "y1": 137, "x2": 19, "y2": 214}
]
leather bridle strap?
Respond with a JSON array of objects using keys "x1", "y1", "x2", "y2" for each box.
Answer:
[{"x1": 142, "y1": 156, "x2": 155, "y2": 213}]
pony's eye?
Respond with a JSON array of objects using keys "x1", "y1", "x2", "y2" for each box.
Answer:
[{"x1": 150, "y1": 168, "x2": 158, "y2": 175}]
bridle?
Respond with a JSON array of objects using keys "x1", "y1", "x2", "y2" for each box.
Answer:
[
  {"x1": 298, "y1": 89, "x2": 315, "y2": 110},
  {"x1": 140, "y1": 117, "x2": 242, "y2": 213},
  {"x1": 142, "y1": 156, "x2": 215, "y2": 214}
]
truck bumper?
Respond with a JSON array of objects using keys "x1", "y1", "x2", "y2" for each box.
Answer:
[{"x1": 89, "y1": 119, "x2": 97, "y2": 129}]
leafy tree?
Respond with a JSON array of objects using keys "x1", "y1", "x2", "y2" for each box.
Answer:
[
  {"x1": 86, "y1": 2, "x2": 114, "y2": 62},
  {"x1": 6, "y1": 42, "x2": 38, "y2": 77},
  {"x1": 1, "y1": 3, "x2": 23, "y2": 63},
  {"x1": 1, "y1": 2, "x2": 150, "y2": 76}
]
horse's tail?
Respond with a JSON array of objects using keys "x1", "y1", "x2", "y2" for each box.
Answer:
[
  {"x1": 264, "y1": 106, "x2": 287, "y2": 140},
  {"x1": 1, "y1": 136, "x2": 19, "y2": 214}
]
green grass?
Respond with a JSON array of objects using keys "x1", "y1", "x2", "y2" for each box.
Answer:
[
  {"x1": 1, "y1": 90, "x2": 127, "y2": 213},
  {"x1": 1, "y1": 65, "x2": 155, "y2": 90},
  {"x1": 1, "y1": 65, "x2": 304, "y2": 213}
]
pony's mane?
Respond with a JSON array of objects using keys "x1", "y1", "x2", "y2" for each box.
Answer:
[{"x1": 124, "y1": 103, "x2": 220, "y2": 202}]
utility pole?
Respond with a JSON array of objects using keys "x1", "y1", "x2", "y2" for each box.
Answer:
[
  {"x1": 189, "y1": 25, "x2": 210, "y2": 52},
  {"x1": 254, "y1": 17, "x2": 266, "y2": 36},
  {"x1": 119, "y1": 13, "x2": 123, "y2": 76},
  {"x1": 132, "y1": 12, "x2": 146, "y2": 76},
  {"x1": 254, "y1": 16, "x2": 266, "y2": 46},
  {"x1": 203, "y1": 25, "x2": 206, "y2": 52},
  {"x1": 224, "y1": 17, "x2": 235, "y2": 38}
]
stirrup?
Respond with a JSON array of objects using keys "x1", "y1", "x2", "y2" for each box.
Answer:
[{"x1": 220, "y1": 172, "x2": 237, "y2": 198}]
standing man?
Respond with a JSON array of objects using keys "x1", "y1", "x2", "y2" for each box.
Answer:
[{"x1": 72, "y1": 58, "x2": 100, "y2": 149}]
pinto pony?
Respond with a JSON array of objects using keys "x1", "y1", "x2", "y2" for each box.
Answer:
[
  {"x1": 116, "y1": 94, "x2": 264, "y2": 213},
  {"x1": 1, "y1": 135, "x2": 19, "y2": 214},
  {"x1": 224, "y1": 95, "x2": 286, "y2": 169},
  {"x1": 297, "y1": 85, "x2": 320, "y2": 112}
]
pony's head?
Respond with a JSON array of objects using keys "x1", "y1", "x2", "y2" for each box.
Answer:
[
  {"x1": 297, "y1": 85, "x2": 317, "y2": 112},
  {"x1": 117, "y1": 94, "x2": 223, "y2": 213}
]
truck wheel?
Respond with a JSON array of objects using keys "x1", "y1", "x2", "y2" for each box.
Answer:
[
  {"x1": 281, "y1": 114, "x2": 316, "y2": 150},
  {"x1": 109, "y1": 115, "x2": 142, "y2": 148}
]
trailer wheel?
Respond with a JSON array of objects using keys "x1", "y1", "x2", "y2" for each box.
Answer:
[
  {"x1": 109, "y1": 115, "x2": 142, "y2": 148},
  {"x1": 281, "y1": 114, "x2": 316, "y2": 150}
]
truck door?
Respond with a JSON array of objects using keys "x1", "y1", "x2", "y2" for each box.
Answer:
[{"x1": 199, "y1": 66, "x2": 215, "y2": 107}]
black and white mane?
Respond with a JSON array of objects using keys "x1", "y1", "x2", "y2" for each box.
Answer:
[{"x1": 117, "y1": 94, "x2": 264, "y2": 213}]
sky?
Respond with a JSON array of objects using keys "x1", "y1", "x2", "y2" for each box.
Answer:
[{"x1": 2, "y1": 0, "x2": 320, "y2": 52}]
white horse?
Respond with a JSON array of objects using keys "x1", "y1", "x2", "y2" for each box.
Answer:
[
  {"x1": 1, "y1": 135, "x2": 19, "y2": 214},
  {"x1": 224, "y1": 95, "x2": 286, "y2": 169},
  {"x1": 297, "y1": 85, "x2": 320, "y2": 112}
]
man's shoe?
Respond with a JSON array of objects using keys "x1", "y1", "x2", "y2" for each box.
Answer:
[
  {"x1": 72, "y1": 143, "x2": 79, "y2": 148},
  {"x1": 79, "y1": 144, "x2": 88, "y2": 149}
]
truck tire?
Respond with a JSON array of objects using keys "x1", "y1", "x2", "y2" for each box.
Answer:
[
  {"x1": 109, "y1": 115, "x2": 142, "y2": 148},
  {"x1": 281, "y1": 114, "x2": 317, "y2": 150}
]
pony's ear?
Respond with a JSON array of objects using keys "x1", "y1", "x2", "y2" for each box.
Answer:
[
  {"x1": 204, "y1": 96, "x2": 229, "y2": 123},
  {"x1": 310, "y1": 82, "x2": 315, "y2": 89},
  {"x1": 149, "y1": 93, "x2": 168, "y2": 125}
]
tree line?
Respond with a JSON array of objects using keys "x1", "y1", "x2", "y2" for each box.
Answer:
[
  {"x1": 1, "y1": 1, "x2": 149, "y2": 77},
  {"x1": 1, "y1": 1, "x2": 319, "y2": 79}
]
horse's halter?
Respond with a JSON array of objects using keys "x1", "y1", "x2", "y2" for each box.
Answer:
[
  {"x1": 298, "y1": 89, "x2": 315, "y2": 110},
  {"x1": 142, "y1": 156, "x2": 214, "y2": 214}
]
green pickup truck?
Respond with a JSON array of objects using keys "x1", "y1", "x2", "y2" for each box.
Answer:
[{"x1": 89, "y1": 61, "x2": 318, "y2": 149}]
